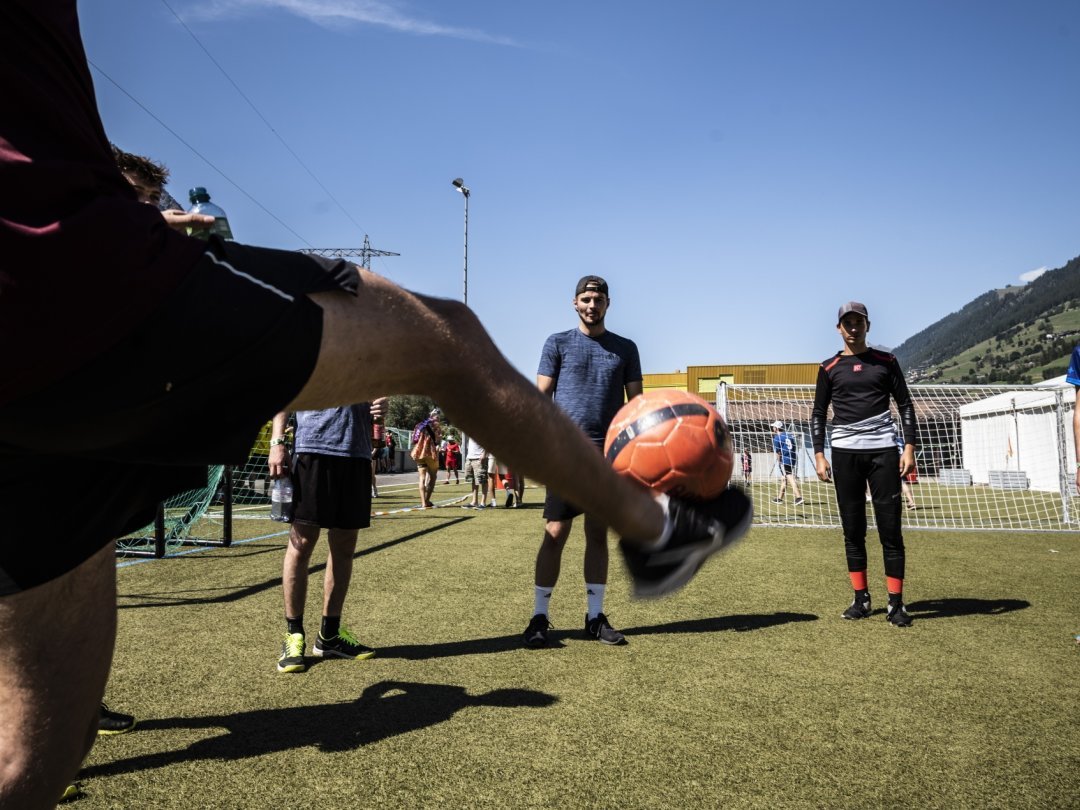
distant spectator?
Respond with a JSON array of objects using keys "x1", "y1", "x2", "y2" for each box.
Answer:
[
  {"x1": 444, "y1": 437, "x2": 461, "y2": 484},
  {"x1": 461, "y1": 435, "x2": 489, "y2": 509},
  {"x1": 741, "y1": 447, "x2": 752, "y2": 484},
  {"x1": 410, "y1": 409, "x2": 441, "y2": 508},
  {"x1": 1067, "y1": 345, "x2": 1080, "y2": 494},
  {"x1": 770, "y1": 421, "x2": 804, "y2": 506}
]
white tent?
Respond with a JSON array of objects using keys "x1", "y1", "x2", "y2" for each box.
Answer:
[{"x1": 957, "y1": 377, "x2": 1074, "y2": 492}]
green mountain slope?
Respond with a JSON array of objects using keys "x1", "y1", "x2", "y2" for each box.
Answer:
[{"x1": 892, "y1": 255, "x2": 1080, "y2": 384}]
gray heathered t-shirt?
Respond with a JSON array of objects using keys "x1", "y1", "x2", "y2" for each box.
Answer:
[
  {"x1": 538, "y1": 328, "x2": 642, "y2": 444},
  {"x1": 294, "y1": 404, "x2": 372, "y2": 458}
]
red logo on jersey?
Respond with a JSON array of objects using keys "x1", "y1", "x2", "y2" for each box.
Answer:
[{"x1": 853, "y1": 364, "x2": 862, "y2": 372}]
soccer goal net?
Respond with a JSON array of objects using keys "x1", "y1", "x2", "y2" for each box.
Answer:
[{"x1": 718, "y1": 382, "x2": 1077, "y2": 532}]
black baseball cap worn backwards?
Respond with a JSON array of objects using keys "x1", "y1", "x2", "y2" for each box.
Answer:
[
  {"x1": 576, "y1": 275, "x2": 609, "y2": 296},
  {"x1": 837, "y1": 301, "x2": 869, "y2": 323}
]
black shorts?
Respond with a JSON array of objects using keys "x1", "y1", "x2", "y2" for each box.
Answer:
[
  {"x1": 543, "y1": 490, "x2": 586, "y2": 522},
  {"x1": 0, "y1": 238, "x2": 359, "y2": 594},
  {"x1": 292, "y1": 454, "x2": 372, "y2": 530}
]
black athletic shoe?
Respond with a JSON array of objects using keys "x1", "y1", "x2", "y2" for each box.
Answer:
[
  {"x1": 313, "y1": 627, "x2": 377, "y2": 659},
  {"x1": 523, "y1": 613, "x2": 551, "y2": 648},
  {"x1": 842, "y1": 593, "x2": 872, "y2": 620},
  {"x1": 771, "y1": 497, "x2": 783, "y2": 504},
  {"x1": 886, "y1": 601, "x2": 913, "y2": 628},
  {"x1": 585, "y1": 613, "x2": 627, "y2": 645},
  {"x1": 618, "y1": 487, "x2": 753, "y2": 599},
  {"x1": 97, "y1": 703, "x2": 136, "y2": 735},
  {"x1": 794, "y1": 497, "x2": 804, "y2": 506},
  {"x1": 505, "y1": 491, "x2": 514, "y2": 508}
]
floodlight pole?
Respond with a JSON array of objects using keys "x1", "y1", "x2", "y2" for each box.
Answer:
[{"x1": 452, "y1": 178, "x2": 470, "y2": 306}]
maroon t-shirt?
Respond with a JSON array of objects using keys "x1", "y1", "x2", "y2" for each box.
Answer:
[{"x1": 0, "y1": 2, "x2": 205, "y2": 405}]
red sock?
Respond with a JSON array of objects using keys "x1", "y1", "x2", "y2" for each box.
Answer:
[
  {"x1": 849, "y1": 571, "x2": 868, "y2": 591},
  {"x1": 886, "y1": 576, "x2": 903, "y2": 598}
]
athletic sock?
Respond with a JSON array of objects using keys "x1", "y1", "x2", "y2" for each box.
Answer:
[
  {"x1": 585, "y1": 583, "x2": 606, "y2": 621},
  {"x1": 321, "y1": 616, "x2": 341, "y2": 639},
  {"x1": 534, "y1": 586, "x2": 552, "y2": 618},
  {"x1": 886, "y1": 576, "x2": 904, "y2": 601},
  {"x1": 286, "y1": 616, "x2": 304, "y2": 636},
  {"x1": 848, "y1": 570, "x2": 868, "y2": 591}
]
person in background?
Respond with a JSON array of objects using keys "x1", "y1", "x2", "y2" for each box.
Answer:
[
  {"x1": 811, "y1": 301, "x2": 917, "y2": 628},
  {"x1": 444, "y1": 435, "x2": 461, "y2": 484},
  {"x1": 461, "y1": 434, "x2": 489, "y2": 509},
  {"x1": 741, "y1": 447, "x2": 752, "y2": 485},
  {"x1": 1067, "y1": 344, "x2": 1080, "y2": 495},
  {"x1": 770, "y1": 421, "x2": 804, "y2": 505},
  {"x1": 410, "y1": 409, "x2": 441, "y2": 508},
  {"x1": 268, "y1": 400, "x2": 388, "y2": 673}
]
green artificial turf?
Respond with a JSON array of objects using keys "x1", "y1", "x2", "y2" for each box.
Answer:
[{"x1": 80, "y1": 481, "x2": 1080, "y2": 808}]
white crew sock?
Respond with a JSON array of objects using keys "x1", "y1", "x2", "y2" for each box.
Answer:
[
  {"x1": 534, "y1": 586, "x2": 552, "y2": 618},
  {"x1": 586, "y1": 583, "x2": 606, "y2": 620}
]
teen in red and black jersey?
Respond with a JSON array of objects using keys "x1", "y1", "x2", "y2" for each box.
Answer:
[{"x1": 810, "y1": 302, "x2": 917, "y2": 628}]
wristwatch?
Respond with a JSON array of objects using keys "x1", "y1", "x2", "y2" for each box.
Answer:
[{"x1": 270, "y1": 437, "x2": 288, "y2": 447}]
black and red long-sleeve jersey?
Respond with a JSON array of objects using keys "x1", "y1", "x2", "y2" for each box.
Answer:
[{"x1": 810, "y1": 349, "x2": 917, "y2": 454}]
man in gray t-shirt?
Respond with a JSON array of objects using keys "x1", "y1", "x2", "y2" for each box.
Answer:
[
  {"x1": 524, "y1": 275, "x2": 642, "y2": 649},
  {"x1": 268, "y1": 400, "x2": 386, "y2": 673}
]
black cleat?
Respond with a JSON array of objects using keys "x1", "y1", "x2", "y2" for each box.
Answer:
[
  {"x1": 97, "y1": 703, "x2": 136, "y2": 735},
  {"x1": 842, "y1": 593, "x2": 872, "y2": 620},
  {"x1": 585, "y1": 613, "x2": 626, "y2": 645},
  {"x1": 523, "y1": 613, "x2": 551, "y2": 648},
  {"x1": 886, "y1": 601, "x2": 913, "y2": 627},
  {"x1": 618, "y1": 487, "x2": 753, "y2": 599}
]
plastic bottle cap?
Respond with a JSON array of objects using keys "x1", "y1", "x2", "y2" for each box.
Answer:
[{"x1": 188, "y1": 187, "x2": 210, "y2": 204}]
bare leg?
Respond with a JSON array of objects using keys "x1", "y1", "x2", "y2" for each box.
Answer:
[
  {"x1": 582, "y1": 514, "x2": 609, "y2": 584},
  {"x1": 535, "y1": 520, "x2": 572, "y2": 589},
  {"x1": 0, "y1": 543, "x2": 116, "y2": 809},
  {"x1": 286, "y1": 273, "x2": 664, "y2": 542},
  {"x1": 323, "y1": 529, "x2": 358, "y2": 618},
  {"x1": 282, "y1": 523, "x2": 321, "y2": 619}
]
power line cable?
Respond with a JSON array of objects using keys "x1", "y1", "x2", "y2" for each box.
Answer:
[
  {"x1": 88, "y1": 60, "x2": 314, "y2": 248},
  {"x1": 160, "y1": 0, "x2": 369, "y2": 237}
]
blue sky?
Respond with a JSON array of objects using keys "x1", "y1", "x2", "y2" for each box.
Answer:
[{"x1": 80, "y1": 0, "x2": 1079, "y2": 377}]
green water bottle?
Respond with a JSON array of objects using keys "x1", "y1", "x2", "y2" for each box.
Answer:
[{"x1": 187, "y1": 187, "x2": 234, "y2": 240}]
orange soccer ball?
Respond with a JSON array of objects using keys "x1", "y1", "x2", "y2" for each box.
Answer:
[{"x1": 604, "y1": 389, "x2": 734, "y2": 500}]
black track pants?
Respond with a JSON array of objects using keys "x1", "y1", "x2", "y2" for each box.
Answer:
[{"x1": 831, "y1": 448, "x2": 905, "y2": 579}]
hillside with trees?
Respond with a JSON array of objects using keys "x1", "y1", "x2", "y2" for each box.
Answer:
[{"x1": 892, "y1": 255, "x2": 1080, "y2": 384}]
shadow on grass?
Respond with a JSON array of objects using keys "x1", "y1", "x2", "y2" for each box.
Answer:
[
  {"x1": 375, "y1": 612, "x2": 816, "y2": 660},
  {"x1": 906, "y1": 597, "x2": 1030, "y2": 620},
  {"x1": 117, "y1": 519, "x2": 469, "y2": 610},
  {"x1": 81, "y1": 680, "x2": 556, "y2": 777},
  {"x1": 623, "y1": 611, "x2": 817, "y2": 636}
]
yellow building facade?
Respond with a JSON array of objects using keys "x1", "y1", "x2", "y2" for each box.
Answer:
[{"x1": 643, "y1": 363, "x2": 818, "y2": 396}]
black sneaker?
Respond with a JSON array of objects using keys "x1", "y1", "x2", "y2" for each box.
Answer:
[
  {"x1": 277, "y1": 631, "x2": 306, "y2": 673},
  {"x1": 771, "y1": 497, "x2": 784, "y2": 504},
  {"x1": 523, "y1": 613, "x2": 551, "y2": 648},
  {"x1": 505, "y1": 491, "x2": 514, "y2": 508},
  {"x1": 618, "y1": 487, "x2": 753, "y2": 599},
  {"x1": 98, "y1": 703, "x2": 136, "y2": 735},
  {"x1": 887, "y1": 601, "x2": 913, "y2": 628},
  {"x1": 794, "y1": 497, "x2": 804, "y2": 506},
  {"x1": 842, "y1": 593, "x2": 872, "y2": 620},
  {"x1": 313, "y1": 627, "x2": 377, "y2": 659},
  {"x1": 585, "y1": 613, "x2": 627, "y2": 645}
]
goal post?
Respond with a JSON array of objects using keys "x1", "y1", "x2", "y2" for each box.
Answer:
[{"x1": 717, "y1": 382, "x2": 1077, "y2": 531}]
